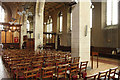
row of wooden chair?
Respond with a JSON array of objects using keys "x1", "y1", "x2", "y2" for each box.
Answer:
[
  {"x1": 84, "y1": 67, "x2": 119, "y2": 80},
  {"x1": 17, "y1": 61, "x2": 88, "y2": 80},
  {"x1": 2, "y1": 49, "x2": 89, "y2": 80}
]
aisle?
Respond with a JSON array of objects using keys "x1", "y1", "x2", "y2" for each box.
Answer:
[{"x1": 0, "y1": 56, "x2": 10, "y2": 80}]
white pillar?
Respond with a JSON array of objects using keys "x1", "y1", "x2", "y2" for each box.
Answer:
[
  {"x1": 20, "y1": 14, "x2": 27, "y2": 49},
  {"x1": 71, "y1": 1, "x2": 91, "y2": 65},
  {"x1": 34, "y1": 1, "x2": 45, "y2": 51}
]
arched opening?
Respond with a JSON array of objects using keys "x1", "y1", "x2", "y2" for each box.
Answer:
[
  {"x1": 27, "y1": 20, "x2": 30, "y2": 31},
  {"x1": 0, "y1": 5, "x2": 5, "y2": 45},
  {"x1": 0, "y1": 5, "x2": 5, "y2": 30},
  {"x1": 58, "y1": 12, "x2": 63, "y2": 33}
]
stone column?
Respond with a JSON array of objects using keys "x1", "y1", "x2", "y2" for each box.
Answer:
[
  {"x1": 34, "y1": 1, "x2": 45, "y2": 51},
  {"x1": 71, "y1": 1, "x2": 91, "y2": 64},
  {"x1": 20, "y1": 14, "x2": 27, "y2": 49},
  {"x1": 0, "y1": 31, "x2": 1, "y2": 44},
  {"x1": 61, "y1": 8, "x2": 68, "y2": 46},
  {"x1": 52, "y1": 12, "x2": 58, "y2": 49}
]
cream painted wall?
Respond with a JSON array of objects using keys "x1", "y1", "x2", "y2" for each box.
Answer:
[{"x1": 91, "y1": 2, "x2": 118, "y2": 48}]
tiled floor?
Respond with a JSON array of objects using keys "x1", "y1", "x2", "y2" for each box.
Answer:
[{"x1": 0, "y1": 55, "x2": 119, "y2": 79}]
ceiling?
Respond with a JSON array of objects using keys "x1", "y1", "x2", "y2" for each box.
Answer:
[
  {"x1": 2, "y1": 2, "x2": 70, "y2": 20},
  {"x1": 44, "y1": 2, "x2": 69, "y2": 18}
]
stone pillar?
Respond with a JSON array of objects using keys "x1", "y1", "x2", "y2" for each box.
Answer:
[
  {"x1": 20, "y1": 14, "x2": 27, "y2": 49},
  {"x1": 71, "y1": 1, "x2": 91, "y2": 64},
  {"x1": 0, "y1": 31, "x2": 1, "y2": 44},
  {"x1": 61, "y1": 8, "x2": 68, "y2": 46},
  {"x1": 34, "y1": 1, "x2": 45, "y2": 51},
  {"x1": 52, "y1": 11, "x2": 58, "y2": 49}
]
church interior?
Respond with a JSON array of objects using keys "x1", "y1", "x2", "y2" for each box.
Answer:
[{"x1": 0, "y1": 0, "x2": 120, "y2": 80}]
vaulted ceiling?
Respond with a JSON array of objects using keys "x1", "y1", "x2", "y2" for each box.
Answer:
[
  {"x1": 1, "y1": 2, "x2": 70, "y2": 21},
  {"x1": 44, "y1": 2, "x2": 69, "y2": 18}
]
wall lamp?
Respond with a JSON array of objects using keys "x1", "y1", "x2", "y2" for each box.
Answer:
[{"x1": 69, "y1": 0, "x2": 78, "y2": 6}]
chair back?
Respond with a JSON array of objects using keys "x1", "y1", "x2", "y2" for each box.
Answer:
[
  {"x1": 69, "y1": 62, "x2": 79, "y2": 79},
  {"x1": 57, "y1": 64, "x2": 68, "y2": 80},
  {"x1": 73, "y1": 57, "x2": 80, "y2": 63},
  {"x1": 24, "y1": 68, "x2": 40, "y2": 79},
  {"x1": 42, "y1": 66, "x2": 55, "y2": 80},
  {"x1": 108, "y1": 67, "x2": 118, "y2": 80},
  {"x1": 79, "y1": 61, "x2": 88, "y2": 78},
  {"x1": 84, "y1": 74, "x2": 98, "y2": 80},
  {"x1": 98, "y1": 70, "x2": 108, "y2": 80}
]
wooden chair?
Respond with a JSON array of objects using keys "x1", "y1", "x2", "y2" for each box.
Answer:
[
  {"x1": 108, "y1": 67, "x2": 118, "y2": 80},
  {"x1": 79, "y1": 61, "x2": 88, "y2": 78},
  {"x1": 73, "y1": 57, "x2": 80, "y2": 63},
  {"x1": 84, "y1": 74, "x2": 98, "y2": 80},
  {"x1": 69, "y1": 62, "x2": 79, "y2": 79},
  {"x1": 55, "y1": 59, "x2": 66, "y2": 75},
  {"x1": 66, "y1": 57, "x2": 72, "y2": 64},
  {"x1": 115, "y1": 70, "x2": 120, "y2": 79},
  {"x1": 57, "y1": 64, "x2": 68, "y2": 80},
  {"x1": 66, "y1": 57, "x2": 72, "y2": 71},
  {"x1": 98, "y1": 70, "x2": 108, "y2": 80},
  {"x1": 44, "y1": 59, "x2": 55, "y2": 67},
  {"x1": 23, "y1": 68, "x2": 40, "y2": 79},
  {"x1": 55, "y1": 55, "x2": 60, "y2": 60},
  {"x1": 42, "y1": 66, "x2": 55, "y2": 80},
  {"x1": 32, "y1": 61, "x2": 43, "y2": 69},
  {"x1": 56, "y1": 59, "x2": 66, "y2": 66},
  {"x1": 14, "y1": 66, "x2": 28, "y2": 78}
]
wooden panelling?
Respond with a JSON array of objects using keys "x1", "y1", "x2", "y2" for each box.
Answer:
[
  {"x1": 26, "y1": 39, "x2": 34, "y2": 50},
  {"x1": 6, "y1": 31, "x2": 12, "y2": 43},
  {"x1": 13, "y1": 31, "x2": 19, "y2": 43},
  {"x1": 3, "y1": 43, "x2": 20, "y2": 49},
  {"x1": 1, "y1": 31, "x2": 5, "y2": 43},
  {"x1": 57, "y1": 46, "x2": 71, "y2": 52}
]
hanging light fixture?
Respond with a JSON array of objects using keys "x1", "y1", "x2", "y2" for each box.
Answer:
[
  {"x1": 17, "y1": 12, "x2": 23, "y2": 16},
  {"x1": 9, "y1": 22, "x2": 14, "y2": 25}
]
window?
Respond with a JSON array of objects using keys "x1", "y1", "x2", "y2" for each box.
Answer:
[
  {"x1": 70, "y1": 8, "x2": 72, "y2": 31},
  {"x1": 27, "y1": 20, "x2": 30, "y2": 31},
  {"x1": 107, "y1": 0, "x2": 118, "y2": 25},
  {"x1": 46, "y1": 16, "x2": 52, "y2": 39},
  {"x1": 0, "y1": 5, "x2": 5, "y2": 30},
  {"x1": 47, "y1": 16, "x2": 52, "y2": 32},
  {"x1": 59, "y1": 12, "x2": 63, "y2": 32}
]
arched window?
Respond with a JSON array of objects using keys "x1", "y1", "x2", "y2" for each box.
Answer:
[
  {"x1": 46, "y1": 16, "x2": 52, "y2": 39},
  {"x1": 0, "y1": 5, "x2": 5, "y2": 30},
  {"x1": 107, "y1": 0, "x2": 118, "y2": 25},
  {"x1": 59, "y1": 12, "x2": 63, "y2": 32},
  {"x1": 69, "y1": 8, "x2": 72, "y2": 31},
  {"x1": 47, "y1": 16, "x2": 52, "y2": 32},
  {"x1": 27, "y1": 20, "x2": 30, "y2": 31}
]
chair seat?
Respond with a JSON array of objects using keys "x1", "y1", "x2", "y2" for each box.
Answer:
[
  {"x1": 19, "y1": 76, "x2": 25, "y2": 79},
  {"x1": 37, "y1": 73, "x2": 41, "y2": 77},
  {"x1": 72, "y1": 75, "x2": 78, "y2": 79},
  {"x1": 82, "y1": 72, "x2": 87, "y2": 78},
  {"x1": 67, "y1": 67, "x2": 71, "y2": 70}
]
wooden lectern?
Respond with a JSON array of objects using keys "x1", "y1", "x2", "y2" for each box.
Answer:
[{"x1": 91, "y1": 52, "x2": 99, "y2": 69}]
